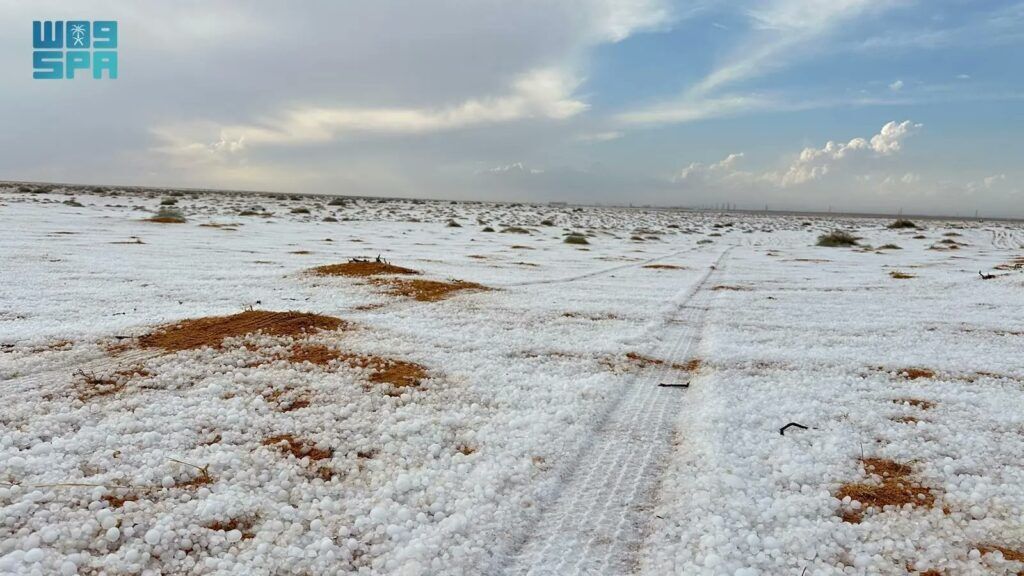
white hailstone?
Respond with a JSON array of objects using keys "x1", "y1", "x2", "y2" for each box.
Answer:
[
  {"x1": 23, "y1": 548, "x2": 43, "y2": 563},
  {"x1": 161, "y1": 476, "x2": 175, "y2": 489},
  {"x1": 60, "y1": 560, "x2": 77, "y2": 576},
  {"x1": 105, "y1": 527, "x2": 120, "y2": 542},
  {"x1": 99, "y1": 514, "x2": 117, "y2": 530},
  {"x1": 125, "y1": 549, "x2": 140, "y2": 562},
  {"x1": 7, "y1": 456, "x2": 26, "y2": 470},
  {"x1": 144, "y1": 528, "x2": 162, "y2": 545},
  {"x1": 41, "y1": 528, "x2": 60, "y2": 544},
  {"x1": 226, "y1": 530, "x2": 243, "y2": 543}
]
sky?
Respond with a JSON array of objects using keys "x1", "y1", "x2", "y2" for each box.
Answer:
[{"x1": 0, "y1": 0, "x2": 1022, "y2": 216}]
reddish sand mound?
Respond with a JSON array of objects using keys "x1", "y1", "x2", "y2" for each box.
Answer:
[
  {"x1": 836, "y1": 458, "x2": 936, "y2": 523},
  {"x1": 139, "y1": 311, "x2": 345, "y2": 351},
  {"x1": 287, "y1": 344, "x2": 344, "y2": 366},
  {"x1": 340, "y1": 354, "x2": 428, "y2": 387},
  {"x1": 383, "y1": 278, "x2": 488, "y2": 302},
  {"x1": 311, "y1": 260, "x2": 419, "y2": 277}
]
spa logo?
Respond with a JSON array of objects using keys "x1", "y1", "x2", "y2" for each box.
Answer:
[{"x1": 33, "y1": 20, "x2": 118, "y2": 79}]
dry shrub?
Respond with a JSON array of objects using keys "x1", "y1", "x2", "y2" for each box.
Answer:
[
  {"x1": 888, "y1": 219, "x2": 918, "y2": 229},
  {"x1": 643, "y1": 264, "x2": 686, "y2": 270},
  {"x1": 139, "y1": 311, "x2": 345, "y2": 352},
  {"x1": 287, "y1": 343, "x2": 343, "y2": 366},
  {"x1": 74, "y1": 366, "x2": 148, "y2": 401},
  {"x1": 817, "y1": 230, "x2": 860, "y2": 247},
  {"x1": 262, "y1": 434, "x2": 333, "y2": 461},
  {"x1": 836, "y1": 458, "x2": 935, "y2": 523},
  {"x1": 340, "y1": 354, "x2": 428, "y2": 387},
  {"x1": 889, "y1": 271, "x2": 915, "y2": 279},
  {"x1": 711, "y1": 285, "x2": 751, "y2": 291},
  {"x1": 310, "y1": 261, "x2": 419, "y2": 277},
  {"x1": 893, "y1": 398, "x2": 935, "y2": 410},
  {"x1": 382, "y1": 278, "x2": 488, "y2": 302}
]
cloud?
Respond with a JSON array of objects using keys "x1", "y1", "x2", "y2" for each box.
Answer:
[
  {"x1": 673, "y1": 152, "x2": 749, "y2": 183},
  {"x1": 618, "y1": 0, "x2": 910, "y2": 126},
  {"x1": 775, "y1": 120, "x2": 920, "y2": 185},
  {"x1": 575, "y1": 131, "x2": 624, "y2": 143},
  {"x1": 617, "y1": 94, "x2": 780, "y2": 125},
  {"x1": 889, "y1": 79, "x2": 904, "y2": 91},
  {"x1": 673, "y1": 120, "x2": 921, "y2": 189},
  {"x1": 154, "y1": 68, "x2": 588, "y2": 154},
  {"x1": 966, "y1": 173, "x2": 1007, "y2": 194},
  {"x1": 483, "y1": 162, "x2": 545, "y2": 175},
  {"x1": 590, "y1": 0, "x2": 674, "y2": 42}
]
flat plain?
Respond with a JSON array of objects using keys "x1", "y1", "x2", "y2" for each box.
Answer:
[{"x1": 2, "y1": 185, "x2": 1024, "y2": 575}]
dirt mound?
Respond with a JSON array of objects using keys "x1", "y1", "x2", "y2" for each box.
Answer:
[
  {"x1": 643, "y1": 264, "x2": 686, "y2": 270},
  {"x1": 311, "y1": 260, "x2": 419, "y2": 277},
  {"x1": 383, "y1": 279, "x2": 488, "y2": 302},
  {"x1": 340, "y1": 354, "x2": 427, "y2": 387},
  {"x1": 899, "y1": 367, "x2": 935, "y2": 380},
  {"x1": 287, "y1": 344, "x2": 344, "y2": 366},
  {"x1": 836, "y1": 458, "x2": 936, "y2": 523},
  {"x1": 139, "y1": 311, "x2": 345, "y2": 351}
]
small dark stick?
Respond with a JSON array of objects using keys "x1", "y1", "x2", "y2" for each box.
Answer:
[
  {"x1": 658, "y1": 382, "x2": 689, "y2": 388},
  {"x1": 779, "y1": 422, "x2": 809, "y2": 436},
  {"x1": 979, "y1": 270, "x2": 996, "y2": 280}
]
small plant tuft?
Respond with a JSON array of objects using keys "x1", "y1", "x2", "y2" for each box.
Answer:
[
  {"x1": 816, "y1": 230, "x2": 859, "y2": 247},
  {"x1": 150, "y1": 206, "x2": 186, "y2": 223},
  {"x1": 887, "y1": 219, "x2": 918, "y2": 229}
]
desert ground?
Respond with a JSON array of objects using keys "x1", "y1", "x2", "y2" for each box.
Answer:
[{"x1": 2, "y1": 184, "x2": 1024, "y2": 576}]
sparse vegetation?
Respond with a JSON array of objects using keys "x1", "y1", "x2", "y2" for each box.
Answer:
[
  {"x1": 816, "y1": 230, "x2": 859, "y2": 247},
  {"x1": 150, "y1": 206, "x2": 186, "y2": 223},
  {"x1": 888, "y1": 219, "x2": 918, "y2": 229},
  {"x1": 564, "y1": 234, "x2": 589, "y2": 245}
]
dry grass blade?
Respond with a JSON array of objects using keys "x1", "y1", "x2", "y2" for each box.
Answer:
[{"x1": 836, "y1": 458, "x2": 935, "y2": 523}]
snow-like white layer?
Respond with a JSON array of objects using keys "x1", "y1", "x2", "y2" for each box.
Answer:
[
  {"x1": 1, "y1": 186, "x2": 1023, "y2": 575},
  {"x1": 640, "y1": 236, "x2": 1024, "y2": 576}
]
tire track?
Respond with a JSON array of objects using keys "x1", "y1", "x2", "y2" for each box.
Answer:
[
  {"x1": 504, "y1": 248, "x2": 731, "y2": 576},
  {"x1": 493, "y1": 246, "x2": 704, "y2": 288}
]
